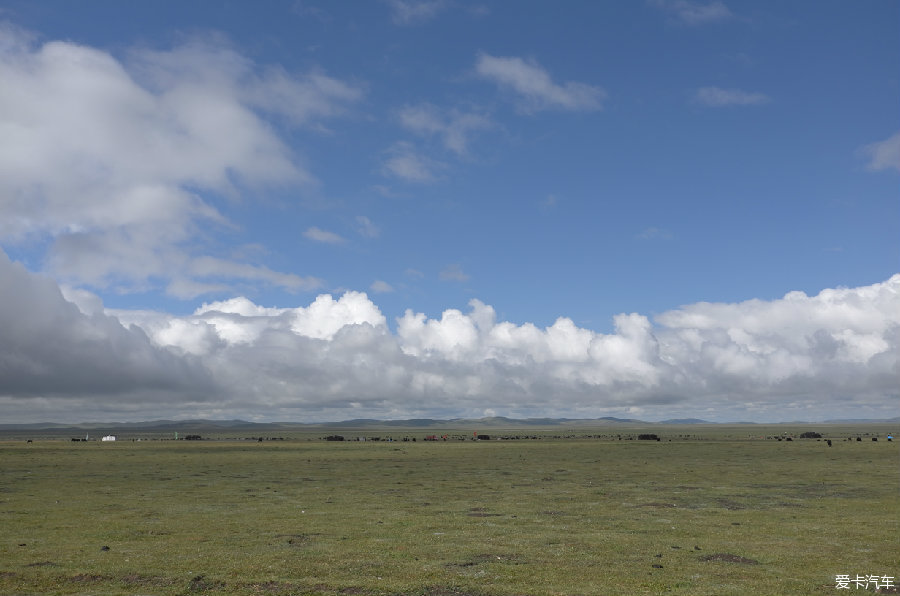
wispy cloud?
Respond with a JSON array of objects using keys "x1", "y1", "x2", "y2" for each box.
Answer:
[
  {"x1": 439, "y1": 263, "x2": 470, "y2": 282},
  {"x1": 304, "y1": 227, "x2": 346, "y2": 244},
  {"x1": 398, "y1": 103, "x2": 493, "y2": 155},
  {"x1": 385, "y1": 0, "x2": 445, "y2": 25},
  {"x1": 652, "y1": 0, "x2": 734, "y2": 26},
  {"x1": 636, "y1": 227, "x2": 674, "y2": 240},
  {"x1": 383, "y1": 141, "x2": 444, "y2": 182},
  {"x1": 356, "y1": 216, "x2": 380, "y2": 238},
  {"x1": 475, "y1": 53, "x2": 606, "y2": 114},
  {"x1": 541, "y1": 194, "x2": 559, "y2": 209},
  {"x1": 370, "y1": 280, "x2": 395, "y2": 293},
  {"x1": 860, "y1": 131, "x2": 900, "y2": 173},
  {"x1": 694, "y1": 86, "x2": 770, "y2": 107}
]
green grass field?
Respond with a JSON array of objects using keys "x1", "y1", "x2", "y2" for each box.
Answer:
[{"x1": 1, "y1": 426, "x2": 897, "y2": 595}]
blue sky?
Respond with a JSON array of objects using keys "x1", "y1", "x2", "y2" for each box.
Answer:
[{"x1": 0, "y1": 1, "x2": 897, "y2": 423}]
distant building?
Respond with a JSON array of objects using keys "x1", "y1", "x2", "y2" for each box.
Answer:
[{"x1": 101, "y1": 435, "x2": 117, "y2": 442}]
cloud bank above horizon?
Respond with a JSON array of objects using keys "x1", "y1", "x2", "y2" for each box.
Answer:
[
  {"x1": 0, "y1": 5, "x2": 897, "y2": 425},
  {"x1": 2, "y1": 249, "x2": 896, "y2": 424}
]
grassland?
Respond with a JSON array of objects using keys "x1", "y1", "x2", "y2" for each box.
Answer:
[{"x1": 1, "y1": 425, "x2": 897, "y2": 595}]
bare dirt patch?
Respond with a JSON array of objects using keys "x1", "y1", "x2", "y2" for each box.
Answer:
[
  {"x1": 447, "y1": 553, "x2": 526, "y2": 568},
  {"x1": 700, "y1": 553, "x2": 759, "y2": 564},
  {"x1": 716, "y1": 498, "x2": 746, "y2": 510},
  {"x1": 425, "y1": 587, "x2": 488, "y2": 596},
  {"x1": 70, "y1": 573, "x2": 109, "y2": 583},
  {"x1": 121, "y1": 573, "x2": 179, "y2": 587},
  {"x1": 277, "y1": 532, "x2": 320, "y2": 546},
  {"x1": 466, "y1": 507, "x2": 501, "y2": 517},
  {"x1": 189, "y1": 574, "x2": 226, "y2": 592}
]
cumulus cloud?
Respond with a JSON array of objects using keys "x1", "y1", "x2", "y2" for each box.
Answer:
[
  {"x1": 2, "y1": 249, "x2": 898, "y2": 423},
  {"x1": 475, "y1": 53, "x2": 606, "y2": 114},
  {"x1": 0, "y1": 249, "x2": 214, "y2": 420},
  {"x1": 0, "y1": 25, "x2": 361, "y2": 296},
  {"x1": 861, "y1": 131, "x2": 900, "y2": 173},
  {"x1": 694, "y1": 86, "x2": 770, "y2": 107}
]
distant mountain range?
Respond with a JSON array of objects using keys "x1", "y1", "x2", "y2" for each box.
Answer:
[{"x1": 1, "y1": 415, "x2": 896, "y2": 432}]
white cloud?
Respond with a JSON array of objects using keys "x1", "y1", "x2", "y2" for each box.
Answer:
[
  {"x1": 185, "y1": 256, "x2": 322, "y2": 295},
  {"x1": 694, "y1": 86, "x2": 770, "y2": 107},
  {"x1": 383, "y1": 141, "x2": 444, "y2": 182},
  {"x1": 385, "y1": 0, "x2": 446, "y2": 25},
  {"x1": 542, "y1": 194, "x2": 559, "y2": 208},
  {"x1": 0, "y1": 25, "x2": 361, "y2": 296},
  {"x1": 652, "y1": 0, "x2": 734, "y2": 26},
  {"x1": 398, "y1": 103, "x2": 493, "y2": 155},
  {"x1": 861, "y1": 131, "x2": 900, "y2": 173},
  {"x1": 475, "y1": 53, "x2": 606, "y2": 114},
  {"x1": 636, "y1": 227, "x2": 674, "y2": 240},
  {"x1": 356, "y1": 216, "x2": 380, "y2": 238},
  {"x1": 304, "y1": 227, "x2": 346, "y2": 244},
  {"x1": 2, "y1": 249, "x2": 898, "y2": 423},
  {"x1": 0, "y1": 249, "x2": 214, "y2": 408},
  {"x1": 439, "y1": 264, "x2": 470, "y2": 282},
  {"x1": 370, "y1": 280, "x2": 395, "y2": 293}
]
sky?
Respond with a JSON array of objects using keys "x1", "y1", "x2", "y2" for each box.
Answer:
[{"x1": 0, "y1": 0, "x2": 898, "y2": 424}]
